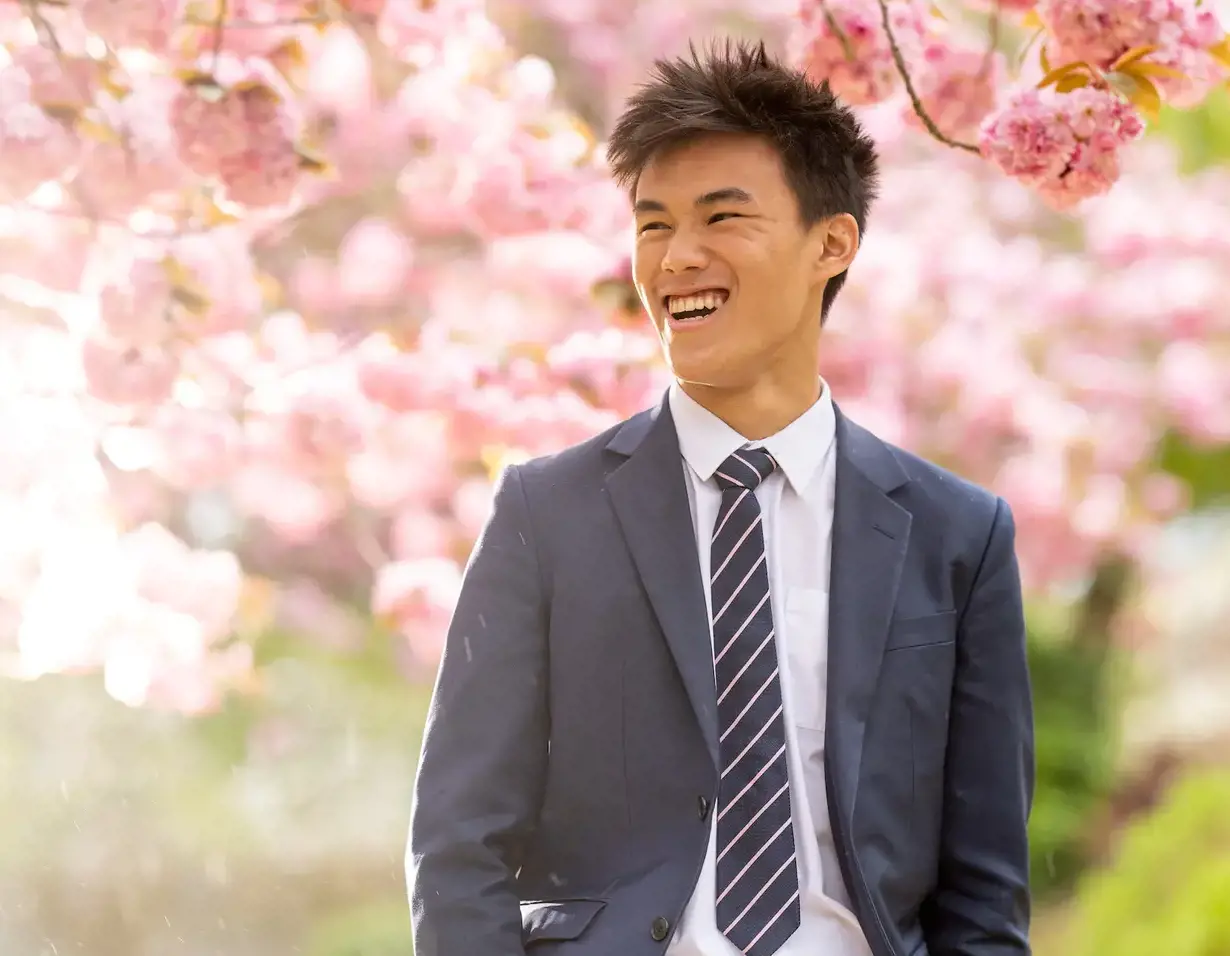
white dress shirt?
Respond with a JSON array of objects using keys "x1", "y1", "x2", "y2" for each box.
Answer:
[{"x1": 665, "y1": 381, "x2": 873, "y2": 956}]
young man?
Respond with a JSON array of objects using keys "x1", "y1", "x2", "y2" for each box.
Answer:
[{"x1": 407, "y1": 39, "x2": 1033, "y2": 956}]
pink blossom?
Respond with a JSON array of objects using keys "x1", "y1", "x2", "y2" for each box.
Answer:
[
  {"x1": 79, "y1": 0, "x2": 181, "y2": 51},
  {"x1": 390, "y1": 509, "x2": 455, "y2": 561},
  {"x1": 169, "y1": 54, "x2": 304, "y2": 205},
  {"x1": 0, "y1": 68, "x2": 81, "y2": 199},
  {"x1": 347, "y1": 410, "x2": 456, "y2": 510},
  {"x1": 356, "y1": 345, "x2": 477, "y2": 413},
  {"x1": 149, "y1": 406, "x2": 244, "y2": 489},
  {"x1": 230, "y1": 462, "x2": 343, "y2": 542},
  {"x1": 288, "y1": 255, "x2": 347, "y2": 316},
  {"x1": 304, "y1": 21, "x2": 374, "y2": 113},
  {"x1": 1038, "y1": 0, "x2": 1228, "y2": 107},
  {"x1": 355, "y1": 352, "x2": 423, "y2": 412},
  {"x1": 97, "y1": 259, "x2": 176, "y2": 348},
  {"x1": 170, "y1": 82, "x2": 251, "y2": 177},
  {"x1": 118, "y1": 523, "x2": 244, "y2": 641},
  {"x1": 451, "y1": 477, "x2": 495, "y2": 540},
  {"x1": 168, "y1": 231, "x2": 266, "y2": 337},
  {"x1": 217, "y1": 141, "x2": 302, "y2": 208},
  {"x1": 979, "y1": 86, "x2": 1144, "y2": 209},
  {"x1": 8, "y1": 44, "x2": 99, "y2": 109},
  {"x1": 378, "y1": 0, "x2": 492, "y2": 64},
  {"x1": 371, "y1": 557, "x2": 463, "y2": 665},
  {"x1": 1157, "y1": 340, "x2": 1230, "y2": 442},
  {"x1": 254, "y1": 385, "x2": 369, "y2": 472},
  {"x1": 1139, "y1": 473, "x2": 1188, "y2": 519},
  {"x1": 80, "y1": 337, "x2": 180, "y2": 407},
  {"x1": 71, "y1": 77, "x2": 188, "y2": 217},
  {"x1": 336, "y1": 217, "x2": 414, "y2": 305},
  {"x1": 273, "y1": 581, "x2": 367, "y2": 651},
  {"x1": 906, "y1": 40, "x2": 1000, "y2": 141},
  {"x1": 180, "y1": 0, "x2": 305, "y2": 59},
  {"x1": 103, "y1": 606, "x2": 252, "y2": 714},
  {"x1": 3, "y1": 0, "x2": 1230, "y2": 713},
  {"x1": 485, "y1": 231, "x2": 623, "y2": 303},
  {"x1": 342, "y1": 0, "x2": 386, "y2": 18},
  {"x1": 793, "y1": 0, "x2": 928, "y2": 105}
]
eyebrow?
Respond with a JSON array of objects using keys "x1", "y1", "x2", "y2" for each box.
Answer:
[{"x1": 633, "y1": 187, "x2": 755, "y2": 215}]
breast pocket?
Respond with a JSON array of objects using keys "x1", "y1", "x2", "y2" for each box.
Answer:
[
  {"x1": 783, "y1": 588, "x2": 829, "y2": 731},
  {"x1": 885, "y1": 610, "x2": 956, "y2": 652}
]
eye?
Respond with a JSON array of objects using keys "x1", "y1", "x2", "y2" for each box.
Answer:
[
  {"x1": 708, "y1": 212, "x2": 742, "y2": 224},
  {"x1": 637, "y1": 221, "x2": 668, "y2": 234}
]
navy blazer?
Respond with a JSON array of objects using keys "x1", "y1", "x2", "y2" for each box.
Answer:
[{"x1": 407, "y1": 395, "x2": 1034, "y2": 956}]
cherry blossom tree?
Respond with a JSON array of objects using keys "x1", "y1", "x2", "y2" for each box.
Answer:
[{"x1": 0, "y1": 0, "x2": 1227, "y2": 714}]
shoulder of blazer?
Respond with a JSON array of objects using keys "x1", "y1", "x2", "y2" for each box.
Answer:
[
  {"x1": 511, "y1": 399, "x2": 663, "y2": 493},
  {"x1": 834, "y1": 402, "x2": 999, "y2": 520}
]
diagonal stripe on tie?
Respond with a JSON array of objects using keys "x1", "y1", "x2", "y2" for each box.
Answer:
[{"x1": 711, "y1": 447, "x2": 800, "y2": 956}]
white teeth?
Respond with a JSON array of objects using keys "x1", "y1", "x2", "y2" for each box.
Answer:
[{"x1": 667, "y1": 290, "x2": 728, "y2": 315}]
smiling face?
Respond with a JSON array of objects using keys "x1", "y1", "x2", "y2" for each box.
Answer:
[{"x1": 632, "y1": 133, "x2": 855, "y2": 398}]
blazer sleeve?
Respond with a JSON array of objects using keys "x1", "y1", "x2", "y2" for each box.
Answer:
[
  {"x1": 923, "y1": 496, "x2": 1035, "y2": 956},
  {"x1": 407, "y1": 463, "x2": 548, "y2": 956}
]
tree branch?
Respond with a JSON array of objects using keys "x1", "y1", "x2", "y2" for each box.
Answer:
[
  {"x1": 820, "y1": 1, "x2": 856, "y2": 61},
  {"x1": 182, "y1": 10, "x2": 336, "y2": 29},
  {"x1": 210, "y1": 0, "x2": 228, "y2": 64},
  {"x1": 875, "y1": 0, "x2": 981, "y2": 154},
  {"x1": 1072, "y1": 556, "x2": 1133, "y2": 644},
  {"x1": 980, "y1": 2, "x2": 1001, "y2": 83}
]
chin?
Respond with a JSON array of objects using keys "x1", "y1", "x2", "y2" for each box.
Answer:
[{"x1": 667, "y1": 352, "x2": 751, "y2": 390}]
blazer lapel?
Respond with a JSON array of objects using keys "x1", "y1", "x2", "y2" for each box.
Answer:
[
  {"x1": 825, "y1": 407, "x2": 912, "y2": 826},
  {"x1": 606, "y1": 395, "x2": 720, "y2": 769}
]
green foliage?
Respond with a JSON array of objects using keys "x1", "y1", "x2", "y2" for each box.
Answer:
[
  {"x1": 0, "y1": 627, "x2": 433, "y2": 956},
  {"x1": 1064, "y1": 771, "x2": 1230, "y2": 956},
  {"x1": 1026, "y1": 626, "x2": 1118, "y2": 900},
  {"x1": 1151, "y1": 86, "x2": 1230, "y2": 173},
  {"x1": 305, "y1": 898, "x2": 414, "y2": 956},
  {"x1": 1158, "y1": 430, "x2": 1230, "y2": 510}
]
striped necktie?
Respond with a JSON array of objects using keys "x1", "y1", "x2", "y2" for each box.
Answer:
[{"x1": 711, "y1": 447, "x2": 800, "y2": 956}]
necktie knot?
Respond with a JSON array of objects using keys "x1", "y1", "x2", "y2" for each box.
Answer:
[{"x1": 715, "y1": 447, "x2": 778, "y2": 492}]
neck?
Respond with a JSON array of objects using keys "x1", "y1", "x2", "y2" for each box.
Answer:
[{"x1": 679, "y1": 373, "x2": 821, "y2": 441}]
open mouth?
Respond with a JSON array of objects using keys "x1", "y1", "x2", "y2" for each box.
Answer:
[{"x1": 664, "y1": 289, "x2": 729, "y2": 323}]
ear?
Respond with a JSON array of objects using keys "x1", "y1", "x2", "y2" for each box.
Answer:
[{"x1": 810, "y1": 213, "x2": 859, "y2": 283}]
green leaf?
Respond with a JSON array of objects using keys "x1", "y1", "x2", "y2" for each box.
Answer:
[
  {"x1": 1157, "y1": 430, "x2": 1230, "y2": 509},
  {"x1": 1064, "y1": 772, "x2": 1230, "y2": 956}
]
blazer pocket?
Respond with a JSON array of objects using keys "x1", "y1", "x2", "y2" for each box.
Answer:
[
  {"x1": 885, "y1": 610, "x2": 957, "y2": 652},
  {"x1": 521, "y1": 899, "x2": 607, "y2": 945}
]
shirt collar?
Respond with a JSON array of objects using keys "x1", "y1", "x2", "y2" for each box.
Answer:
[{"x1": 668, "y1": 379, "x2": 836, "y2": 495}]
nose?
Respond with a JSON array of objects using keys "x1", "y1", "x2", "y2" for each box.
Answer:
[{"x1": 661, "y1": 227, "x2": 707, "y2": 274}]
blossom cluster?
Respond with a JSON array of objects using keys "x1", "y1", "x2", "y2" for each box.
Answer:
[
  {"x1": 793, "y1": 0, "x2": 1228, "y2": 205},
  {"x1": 0, "y1": 0, "x2": 1227, "y2": 714}
]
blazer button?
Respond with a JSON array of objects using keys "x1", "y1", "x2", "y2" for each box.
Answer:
[
  {"x1": 697, "y1": 795, "x2": 710, "y2": 820},
  {"x1": 650, "y1": 916, "x2": 671, "y2": 941}
]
